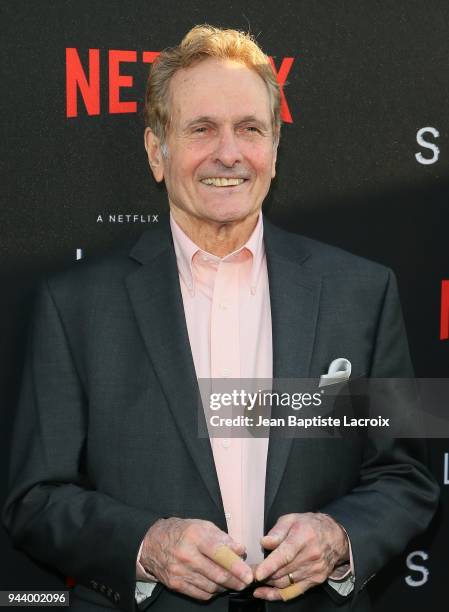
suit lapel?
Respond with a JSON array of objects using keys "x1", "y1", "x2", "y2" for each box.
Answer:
[
  {"x1": 125, "y1": 220, "x2": 223, "y2": 513},
  {"x1": 263, "y1": 219, "x2": 322, "y2": 515}
]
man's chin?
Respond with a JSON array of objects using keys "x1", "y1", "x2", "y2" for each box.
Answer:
[{"x1": 199, "y1": 204, "x2": 258, "y2": 226}]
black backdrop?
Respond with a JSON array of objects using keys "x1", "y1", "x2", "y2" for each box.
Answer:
[{"x1": 1, "y1": 1, "x2": 448, "y2": 609}]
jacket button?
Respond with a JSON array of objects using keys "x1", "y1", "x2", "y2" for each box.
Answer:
[
  {"x1": 113, "y1": 593, "x2": 120, "y2": 603},
  {"x1": 90, "y1": 580, "x2": 98, "y2": 590}
]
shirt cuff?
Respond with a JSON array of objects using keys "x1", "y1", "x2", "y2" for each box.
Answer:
[
  {"x1": 327, "y1": 573, "x2": 355, "y2": 596},
  {"x1": 136, "y1": 540, "x2": 158, "y2": 581},
  {"x1": 327, "y1": 523, "x2": 355, "y2": 596},
  {"x1": 135, "y1": 540, "x2": 158, "y2": 603}
]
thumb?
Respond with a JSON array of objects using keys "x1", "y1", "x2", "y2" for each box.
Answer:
[{"x1": 261, "y1": 514, "x2": 296, "y2": 548}]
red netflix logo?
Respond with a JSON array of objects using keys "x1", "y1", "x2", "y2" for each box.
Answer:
[
  {"x1": 65, "y1": 48, "x2": 295, "y2": 123},
  {"x1": 441, "y1": 280, "x2": 449, "y2": 340}
]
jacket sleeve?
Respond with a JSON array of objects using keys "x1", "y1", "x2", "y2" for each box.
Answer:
[
  {"x1": 320, "y1": 269, "x2": 440, "y2": 601},
  {"x1": 2, "y1": 280, "x2": 161, "y2": 612}
]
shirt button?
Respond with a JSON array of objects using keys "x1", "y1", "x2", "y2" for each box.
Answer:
[
  {"x1": 222, "y1": 369, "x2": 229, "y2": 377},
  {"x1": 222, "y1": 438, "x2": 231, "y2": 448},
  {"x1": 219, "y1": 302, "x2": 228, "y2": 310},
  {"x1": 201, "y1": 255, "x2": 209, "y2": 262}
]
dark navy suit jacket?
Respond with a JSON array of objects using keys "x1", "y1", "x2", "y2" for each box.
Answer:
[{"x1": 3, "y1": 216, "x2": 439, "y2": 611}]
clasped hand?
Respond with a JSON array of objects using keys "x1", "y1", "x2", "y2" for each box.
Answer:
[
  {"x1": 252, "y1": 512, "x2": 349, "y2": 601},
  {"x1": 140, "y1": 513, "x2": 349, "y2": 602}
]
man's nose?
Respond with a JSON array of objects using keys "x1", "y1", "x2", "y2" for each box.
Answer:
[{"x1": 213, "y1": 127, "x2": 243, "y2": 167}]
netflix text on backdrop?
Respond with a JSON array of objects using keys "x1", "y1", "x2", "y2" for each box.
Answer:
[{"x1": 65, "y1": 48, "x2": 294, "y2": 122}]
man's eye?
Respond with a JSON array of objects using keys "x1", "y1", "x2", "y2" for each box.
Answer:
[
  {"x1": 193, "y1": 126, "x2": 208, "y2": 134},
  {"x1": 244, "y1": 126, "x2": 261, "y2": 133}
]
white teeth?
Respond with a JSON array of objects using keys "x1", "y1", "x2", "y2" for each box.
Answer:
[{"x1": 201, "y1": 177, "x2": 245, "y2": 187}]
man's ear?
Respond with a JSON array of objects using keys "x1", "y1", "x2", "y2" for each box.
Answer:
[
  {"x1": 271, "y1": 126, "x2": 280, "y2": 179},
  {"x1": 271, "y1": 140, "x2": 278, "y2": 179},
  {"x1": 144, "y1": 128, "x2": 165, "y2": 182}
]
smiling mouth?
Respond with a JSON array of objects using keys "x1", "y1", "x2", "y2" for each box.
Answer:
[{"x1": 200, "y1": 177, "x2": 247, "y2": 187}]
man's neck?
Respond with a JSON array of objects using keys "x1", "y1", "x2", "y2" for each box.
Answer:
[{"x1": 169, "y1": 207, "x2": 260, "y2": 257}]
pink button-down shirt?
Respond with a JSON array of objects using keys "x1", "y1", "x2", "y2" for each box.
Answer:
[{"x1": 171, "y1": 212, "x2": 272, "y2": 565}]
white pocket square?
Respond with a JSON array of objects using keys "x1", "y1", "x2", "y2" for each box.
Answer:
[{"x1": 319, "y1": 358, "x2": 352, "y2": 388}]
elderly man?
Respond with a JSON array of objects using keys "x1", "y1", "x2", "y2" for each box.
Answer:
[{"x1": 3, "y1": 25, "x2": 438, "y2": 612}]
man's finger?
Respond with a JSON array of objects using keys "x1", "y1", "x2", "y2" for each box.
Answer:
[
  {"x1": 255, "y1": 539, "x2": 298, "y2": 582},
  {"x1": 213, "y1": 544, "x2": 242, "y2": 571},
  {"x1": 202, "y1": 543, "x2": 253, "y2": 585},
  {"x1": 176, "y1": 579, "x2": 217, "y2": 602},
  {"x1": 193, "y1": 553, "x2": 249, "y2": 592},
  {"x1": 253, "y1": 580, "x2": 308, "y2": 602},
  {"x1": 264, "y1": 569, "x2": 306, "y2": 589},
  {"x1": 199, "y1": 527, "x2": 246, "y2": 559},
  {"x1": 269, "y1": 555, "x2": 315, "y2": 581},
  {"x1": 279, "y1": 582, "x2": 304, "y2": 602},
  {"x1": 252, "y1": 586, "x2": 282, "y2": 601},
  {"x1": 185, "y1": 572, "x2": 226, "y2": 595}
]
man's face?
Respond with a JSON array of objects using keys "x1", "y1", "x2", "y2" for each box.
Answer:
[{"x1": 146, "y1": 58, "x2": 278, "y2": 225}]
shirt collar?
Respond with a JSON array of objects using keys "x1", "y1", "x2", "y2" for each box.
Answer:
[{"x1": 170, "y1": 211, "x2": 265, "y2": 295}]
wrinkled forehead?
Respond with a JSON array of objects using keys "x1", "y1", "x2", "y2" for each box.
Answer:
[{"x1": 167, "y1": 57, "x2": 272, "y2": 128}]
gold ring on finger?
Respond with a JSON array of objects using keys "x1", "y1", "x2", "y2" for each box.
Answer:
[{"x1": 288, "y1": 573, "x2": 295, "y2": 585}]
